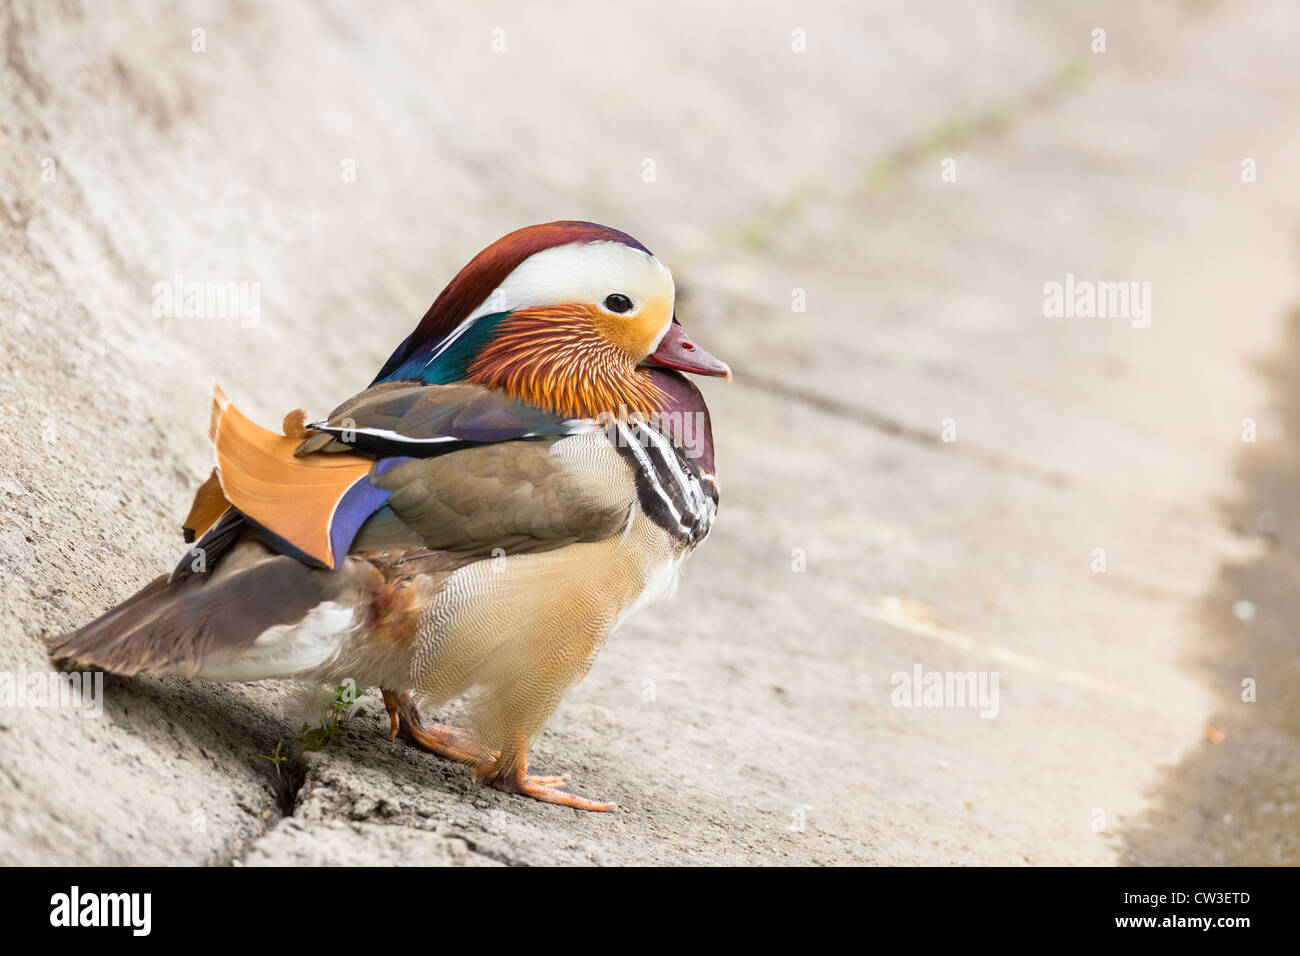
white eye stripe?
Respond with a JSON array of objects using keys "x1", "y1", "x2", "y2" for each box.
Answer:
[{"x1": 441, "y1": 242, "x2": 672, "y2": 343}]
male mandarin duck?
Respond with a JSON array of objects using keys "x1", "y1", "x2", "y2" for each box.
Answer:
[{"x1": 49, "y1": 221, "x2": 729, "y2": 811}]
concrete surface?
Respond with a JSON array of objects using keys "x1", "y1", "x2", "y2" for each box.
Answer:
[{"x1": 1, "y1": 0, "x2": 1297, "y2": 865}]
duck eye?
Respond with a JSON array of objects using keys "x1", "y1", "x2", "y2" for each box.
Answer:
[{"x1": 603, "y1": 293, "x2": 634, "y2": 314}]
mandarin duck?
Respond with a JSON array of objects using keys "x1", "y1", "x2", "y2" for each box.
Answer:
[{"x1": 49, "y1": 221, "x2": 729, "y2": 811}]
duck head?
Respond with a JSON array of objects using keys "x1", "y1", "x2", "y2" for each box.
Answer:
[{"x1": 374, "y1": 221, "x2": 730, "y2": 420}]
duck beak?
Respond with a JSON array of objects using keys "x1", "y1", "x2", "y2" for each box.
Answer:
[{"x1": 644, "y1": 320, "x2": 732, "y2": 382}]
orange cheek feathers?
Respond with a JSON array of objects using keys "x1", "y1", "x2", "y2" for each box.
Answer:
[{"x1": 467, "y1": 305, "x2": 667, "y2": 420}]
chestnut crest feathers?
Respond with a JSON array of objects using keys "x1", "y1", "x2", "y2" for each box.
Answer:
[{"x1": 374, "y1": 221, "x2": 680, "y2": 421}]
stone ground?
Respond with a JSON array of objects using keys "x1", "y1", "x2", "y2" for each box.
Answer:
[{"x1": 1, "y1": 1, "x2": 1297, "y2": 865}]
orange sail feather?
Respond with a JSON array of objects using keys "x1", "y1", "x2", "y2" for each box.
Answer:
[{"x1": 204, "y1": 385, "x2": 375, "y2": 567}]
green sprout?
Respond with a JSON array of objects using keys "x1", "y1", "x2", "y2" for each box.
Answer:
[
  {"x1": 258, "y1": 738, "x2": 288, "y2": 777},
  {"x1": 298, "y1": 682, "x2": 360, "y2": 752}
]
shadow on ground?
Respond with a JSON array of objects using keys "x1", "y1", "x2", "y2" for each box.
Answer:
[{"x1": 1124, "y1": 251, "x2": 1300, "y2": 865}]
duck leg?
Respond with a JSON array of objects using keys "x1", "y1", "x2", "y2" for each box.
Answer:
[
  {"x1": 473, "y1": 735, "x2": 617, "y2": 812},
  {"x1": 380, "y1": 687, "x2": 497, "y2": 765}
]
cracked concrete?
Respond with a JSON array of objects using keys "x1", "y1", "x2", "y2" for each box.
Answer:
[{"x1": 3, "y1": 1, "x2": 1299, "y2": 865}]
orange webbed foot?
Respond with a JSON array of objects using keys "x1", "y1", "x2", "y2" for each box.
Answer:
[
  {"x1": 380, "y1": 687, "x2": 498, "y2": 765},
  {"x1": 379, "y1": 690, "x2": 615, "y2": 811},
  {"x1": 503, "y1": 774, "x2": 617, "y2": 812},
  {"x1": 475, "y1": 751, "x2": 617, "y2": 812},
  {"x1": 407, "y1": 721, "x2": 499, "y2": 765}
]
